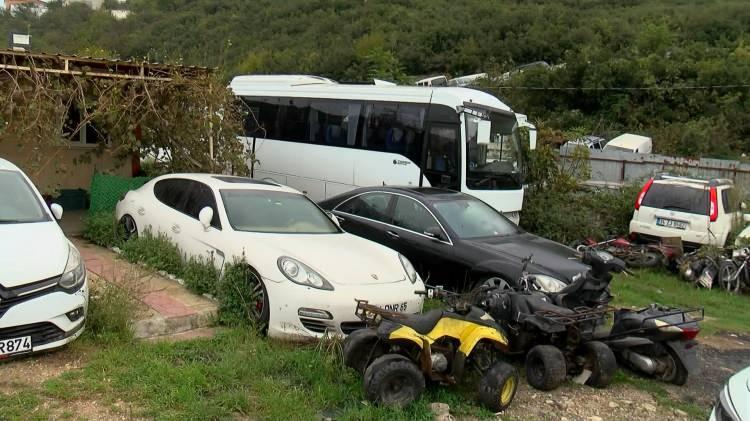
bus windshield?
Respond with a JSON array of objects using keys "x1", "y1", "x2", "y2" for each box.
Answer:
[{"x1": 464, "y1": 110, "x2": 523, "y2": 190}]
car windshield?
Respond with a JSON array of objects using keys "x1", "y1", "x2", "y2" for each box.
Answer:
[
  {"x1": 0, "y1": 170, "x2": 49, "y2": 224},
  {"x1": 220, "y1": 189, "x2": 340, "y2": 234},
  {"x1": 464, "y1": 109, "x2": 524, "y2": 190},
  {"x1": 432, "y1": 197, "x2": 520, "y2": 239},
  {"x1": 641, "y1": 184, "x2": 709, "y2": 215}
]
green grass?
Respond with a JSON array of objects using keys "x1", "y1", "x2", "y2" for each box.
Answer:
[
  {"x1": 612, "y1": 371, "x2": 708, "y2": 419},
  {"x1": 611, "y1": 269, "x2": 750, "y2": 335},
  {"x1": 30, "y1": 330, "x2": 495, "y2": 421}
]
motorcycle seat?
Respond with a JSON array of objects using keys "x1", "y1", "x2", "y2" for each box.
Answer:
[{"x1": 384, "y1": 309, "x2": 447, "y2": 335}]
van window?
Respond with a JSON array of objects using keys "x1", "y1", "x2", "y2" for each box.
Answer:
[{"x1": 641, "y1": 184, "x2": 709, "y2": 216}]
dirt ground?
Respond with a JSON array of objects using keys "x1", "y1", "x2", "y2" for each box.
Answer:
[{"x1": 2, "y1": 334, "x2": 749, "y2": 420}]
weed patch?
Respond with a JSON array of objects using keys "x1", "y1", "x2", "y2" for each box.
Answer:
[
  {"x1": 85, "y1": 281, "x2": 135, "y2": 343},
  {"x1": 82, "y1": 212, "x2": 123, "y2": 248}
]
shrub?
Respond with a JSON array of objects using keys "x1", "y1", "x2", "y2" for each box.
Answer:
[
  {"x1": 216, "y1": 260, "x2": 260, "y2": 327},
  {"x1": 85, "y1": 281, "x2": 134, "y2": 343},
  {"x1": 120, "y1": 231, "x2": 183, "y2": 276},
  {"x1": 182, "y1": 254, "x2": 220, "y2": 296},
  {"x1": 83, "y1": 212, "x2": 123, "y2": 248}
]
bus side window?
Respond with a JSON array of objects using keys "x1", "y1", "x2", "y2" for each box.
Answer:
[
  {"x1": 425, "y1": 125, "x2": 460, "y2": 189},
  {"x1": 309, "y1": 100, "x2": 360, "y2": 146}
]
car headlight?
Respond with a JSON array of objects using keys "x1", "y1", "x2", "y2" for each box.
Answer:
[
  {"x1": 531, "y1": 274, "x2": 566, "y2": 293},
  {"x1": 59, "y1": 243, "x2": 86, "y2": 292},
  {"x1": 399, "y1": 254, "x2": 418, "y2": 284},
  {"x1": 277, "y1": 256, "x2": 334, "y2": 291}
]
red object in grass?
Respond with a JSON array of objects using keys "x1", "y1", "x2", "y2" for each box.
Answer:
[{"x1": 635, "y1": 178, "x2": 654, "y2": 210}]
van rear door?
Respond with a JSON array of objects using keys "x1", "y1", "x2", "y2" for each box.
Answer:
[{"x1": 639, "y1": 183, "x2": 710, "y2": 241}]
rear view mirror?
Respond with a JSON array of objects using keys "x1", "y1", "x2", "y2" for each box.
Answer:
[
  {"x1": 199, "y1": 207, "x2": 213, "y2": 230},
  {"x1": 50, "y1": 203, "x2": 63, "y2": 220}
]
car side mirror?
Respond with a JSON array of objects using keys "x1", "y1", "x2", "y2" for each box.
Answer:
[
  {"x1": 198, "y1": 207, "x2": 214, "y2": 230},
  {"x1": 424, "y1": 226, "x2": 446, "y2": 241},
  {"x1": 50, "y1": 203, "x2": 63, "y2": 220}
]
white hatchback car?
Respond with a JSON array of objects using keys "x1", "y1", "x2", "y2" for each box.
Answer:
[
  {"x1": 0, "y1": 158, "x2": 88, "y2": 359},
  {"x1": 115, "y1": 174, "x2": 425, "y2": 339},
  {"x1": 630, "y1": 174, "x2": 741, "y2": 248}
]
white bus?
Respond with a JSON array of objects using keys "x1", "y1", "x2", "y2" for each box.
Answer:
[{"x1": 229, "y1": 75, "x2": 537, "y2": 223}]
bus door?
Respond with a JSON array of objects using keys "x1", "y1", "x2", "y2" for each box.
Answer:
[{"x1": 423, "y1": 124, "x2": 460, "y2": 190}]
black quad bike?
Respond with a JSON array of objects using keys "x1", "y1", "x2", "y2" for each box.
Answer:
[
  {"x1": 546, "y1": 250, "x2": 704, "y2": 385},
  {"x1": 472, "y1": 258, "x2": 618, "y2": 391},
  {"x1": 343, "y1": 298, "x2": 519, "y2": 412}
]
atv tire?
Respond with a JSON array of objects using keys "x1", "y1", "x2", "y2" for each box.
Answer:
[
  {"x1": 478, "y1": 361, "x2": 519, "y2": 412},
  {"x1": 363, "y1": 354, "x2": 425, "y2": 407},
  {"x1": 343, "y1": 328, "x2": 385, "y2": 375},
  {"x1": 525, "y1": 345, "x2": 567, "y2": 391},
  {"x1": 580, "y1": 341, "x2": 617, "y2": 388}
]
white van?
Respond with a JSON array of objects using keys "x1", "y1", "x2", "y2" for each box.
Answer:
[
  {"x1": 603, "y1": 134, "x2": 653, "y2": 154},
  {"x1": 630, "y1": 175, "x2": 741, "y2": 247}
]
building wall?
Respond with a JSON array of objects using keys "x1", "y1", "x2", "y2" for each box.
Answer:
[
  {"x1": 0, "y1": 141, "x2": 132, "y2": 195},
  {"x1": 63, "y1": 0, "x2": 105, "y2": 10}
]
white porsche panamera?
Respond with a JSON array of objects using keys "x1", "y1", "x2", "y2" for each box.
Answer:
[{"x1": 115, "y1": 174, "x2": 425, "y2": 339}]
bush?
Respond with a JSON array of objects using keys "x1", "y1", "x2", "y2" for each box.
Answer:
[
  {"x1": 120, "y1": 231, "x2": 183, "y2": 276},
  {"x1": 216, "y1": 260, "x2": 259, "y2": 327},
  {"x1": 182, "y1": 254, "x2": 220, "y2": 296},
  {"x1": 83, "y1": 212, "x2": 123, "y2": 248},
  {"x1": 85, "y1": 281, "x2": 134, "y2": 343}
]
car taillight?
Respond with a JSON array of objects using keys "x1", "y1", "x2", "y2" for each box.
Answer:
[
  {"x1": 709, "y1": 186, "x2": 718, "y2": 222},
  {"x1": 635, "y1": 178, "x2": 654, "y2": 210},
  {"x1": 682, "y1": 326, "x2": 700, "y2": 341}
]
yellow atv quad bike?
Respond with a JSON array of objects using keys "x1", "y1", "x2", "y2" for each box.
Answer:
[{"x1": 344, "y1": 299, "x2": 519, "y2": 412}]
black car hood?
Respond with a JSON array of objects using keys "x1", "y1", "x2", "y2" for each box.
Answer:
[{"x1": 465, "y1": 233, "x2": 589, "y2": 282}]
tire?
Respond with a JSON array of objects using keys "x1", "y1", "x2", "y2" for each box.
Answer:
[
  {"x1": 474, "y1": 275, "x2": 514, "y2": 292},
  {"x1": 579, "y1": 341, "x2": 617, "y2": 388},
  {"x1": 659, "y1": 347, "x2": 689, "y2": 386},
  {"x1": 363, "y1": 354, "x2": 425, "y2": 407},
  {"x1": 718, "y1": 261, "x2": 741, "y2": 294},
  {"x1": 246, "y1": 267, "x2": 270, "y2": 334},
  {"x1": 478, "y1": 361, "x2": 519, "y2": 412},
  {"x1": 343, "y1": 329, "x2": 386, "y2": 375},
  {"x1": 525, "y1": 345, "x2": 567, "y2": 391},
  {"x1": 624, "y1": 251, "x2": 661, "y2": 268},
  {"x1": 119, "y1": 214, "x2": 138, "y2": 240}
]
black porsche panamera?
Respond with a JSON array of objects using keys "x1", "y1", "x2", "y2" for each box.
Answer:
[{"x1": 319, "y1": 186, "x2": 589, "y2": 291}]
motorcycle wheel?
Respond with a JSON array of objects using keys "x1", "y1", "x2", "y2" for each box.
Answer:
[
  {"x1": 659, "y1": 347, "x2": 689, "y2": 386},
  {"x1": 718, "y1": 261, "x2": 741, "y2": 294},
  {"x1": 624, "y1": 251, "x2": 661, "y2": 268}
]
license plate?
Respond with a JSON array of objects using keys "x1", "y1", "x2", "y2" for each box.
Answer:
[
  {"x1": 0, "y1": 336, "x2": 32, "y2": 356},
  {"x1": 380, "y1": 302, "x2": 410, "y2": 312},
  {"x1": 656, "y1": 218, "x2": 687, "y2": 230}
]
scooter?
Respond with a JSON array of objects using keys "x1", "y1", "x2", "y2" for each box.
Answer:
[{"x1": 343, "y1": 297, "x2": 519, "y2": 411}]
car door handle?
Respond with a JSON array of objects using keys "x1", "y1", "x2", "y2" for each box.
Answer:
[
  {"x1": 171, "y1": 224, "x2": 181, "y2": 234},
  {"x1": 386, "y1": 230, "x2": 400, "y2": 239}
]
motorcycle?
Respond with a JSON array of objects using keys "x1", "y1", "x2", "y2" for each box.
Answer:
[
  {"x1": 577, "y1": 236, "x2": 677, "y2": 269},
  {"x1": 342, "y1": 297, "x2": 519, "y2": 411},
  {"x1": 718, "y1": 247, "x2": 750, "y2": 294},
  {"x1": 678, "y1": 249, "x2": 721, "y2": 289},
  {"x1": 479, "y1": 250, "x2": 703, "y2": 385}
]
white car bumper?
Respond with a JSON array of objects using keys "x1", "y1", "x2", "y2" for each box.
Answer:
[
  {"x1": 264, "y1": 276, "x2": 424, "y2": 340},
  {"x1": 0, "y1": 276, "x2": 89, "y2": 358}
]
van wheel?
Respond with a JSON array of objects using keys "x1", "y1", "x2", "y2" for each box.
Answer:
[
  {"x1": 478, "y1": 361, "x2": 519, "y2": 412},
  {"x1": 364, "y1": 354, "x2": 425, "y2": 407},
  {"x1": 525, "y1": 345, "x2": 566, "y2": 391},
  {"x1": 579, "y1": 341, "x2": 617, "y2": 388}
]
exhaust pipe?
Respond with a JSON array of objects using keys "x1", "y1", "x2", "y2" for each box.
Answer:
[{"x1": 622, "y1": 349, "x2": 658, "y2": 374}]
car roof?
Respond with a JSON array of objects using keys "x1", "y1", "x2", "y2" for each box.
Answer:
[
  {"x1": 154, "y1": 173, "x2": 301, "y2": 194},
  {"x1": 605, "y1": 133, "x2": 651, "y2": 149},
  {"x1": 0, "y1": 157, "x2": 22, "y2": 172},
  {"x1": 344, "y1": 186, "x2": 468, "y2": 201},
  {"x1": 653, "y1": 174, "x2": 733, "y2": 188}
]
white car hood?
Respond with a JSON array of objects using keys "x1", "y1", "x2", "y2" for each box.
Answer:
[
  {"x1": 249, "y1": 232, "x2": 408, "y2": 286},
  {"x1": 0, "y1": 222, "x2": 69, "y2": 288}
]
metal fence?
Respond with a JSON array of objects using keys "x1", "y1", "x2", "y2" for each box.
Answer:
[{"x1": 559, "y1": 147, "x2": 750, "y2": 189}]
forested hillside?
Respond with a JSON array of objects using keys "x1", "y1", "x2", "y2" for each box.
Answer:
[{"x1": 1, "y1": 0, "x2": 749, "y2": 157}]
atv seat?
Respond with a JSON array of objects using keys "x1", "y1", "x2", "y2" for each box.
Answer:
[
  {"x1": 510, "y1": 293, "x2": 575, "y2": 317},
  {"x1": 383, "y1": 309, "x2": 446, "y2": 335}
]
